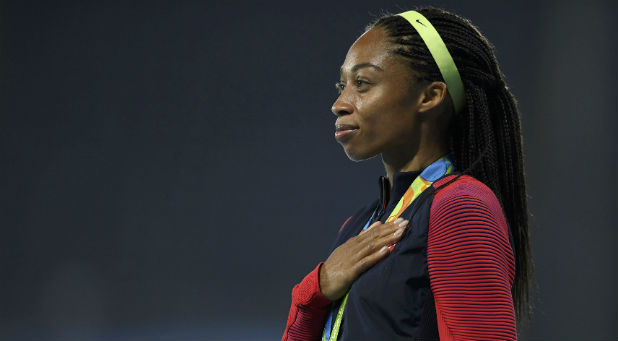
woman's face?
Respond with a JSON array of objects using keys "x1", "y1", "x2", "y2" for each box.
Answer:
[{"x1": 332, "y1": 27, "x2": 424, "y2": 161}]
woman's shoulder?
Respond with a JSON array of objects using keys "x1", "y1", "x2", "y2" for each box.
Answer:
[
  {"x1": 432, "y1": 174, "x2": 494, "y2": 196},
  {"x1": 432, "y1": 174, "x2": 501, "y2": 208},
  {"x1": 429, "y1": 174, "x2": 508, "y2": 233}
]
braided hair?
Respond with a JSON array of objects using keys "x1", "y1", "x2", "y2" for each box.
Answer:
[{"x1": 368, "y1": 7, "x2": 533, "y2": 321}]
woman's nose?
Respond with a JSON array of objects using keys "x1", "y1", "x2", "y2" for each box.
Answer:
[{"x1": 331, "y1": 96, "x2": 354, "y2": 117}]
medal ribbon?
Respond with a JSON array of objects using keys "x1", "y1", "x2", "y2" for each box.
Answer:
[{"x1": 321, "y1": 156, "x2": 454, "y2": 341}]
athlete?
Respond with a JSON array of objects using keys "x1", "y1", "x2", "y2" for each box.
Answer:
[{"x1": 282, "y1": 7, "x2": 533, "y2": 341}]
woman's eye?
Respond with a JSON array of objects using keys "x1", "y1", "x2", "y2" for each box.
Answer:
[
  {"x1": 335, "y1": 82, "x2": 345, "y2": 94},
  {"x1": 335, "y1": 79, "x2": 370, "y2": 94},
  {"x1": 354, "y1": 79, "x2": 371, "y2": 90}
]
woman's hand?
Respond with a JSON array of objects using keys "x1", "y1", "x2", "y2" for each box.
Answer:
[{"x1": 318, "y1": 217, "x2": 409, "y2": 301}]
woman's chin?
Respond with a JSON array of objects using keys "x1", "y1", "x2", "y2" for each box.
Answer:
[{"x1": 343, "y1": 147, "x2": 376, "y2": 162}]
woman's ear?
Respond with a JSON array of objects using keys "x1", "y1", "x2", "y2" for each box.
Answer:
[{"x1": 417, "y1": 81, "x2": 448, "y2": 113}]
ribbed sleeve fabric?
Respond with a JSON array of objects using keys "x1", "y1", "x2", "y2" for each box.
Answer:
[
  {"x1": 428, "y1": 175, "x2": 517, "y2": 341},
  {"x1": 282, "y1": 263, "x2": 332, "y2": 341}
]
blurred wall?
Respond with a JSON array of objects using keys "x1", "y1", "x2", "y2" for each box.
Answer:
[{"x1": 0, "y1": 0, "x2": 616, "y2": 339}]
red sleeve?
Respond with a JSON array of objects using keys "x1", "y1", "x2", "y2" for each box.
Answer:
[
  {"x1": 428, "y1": 175, "x2": 517, "y2": 341},
  {"x1": 281, "y1": 263, "x2": 332, "y2": 341},
  {"x1": 282, "y1": 216, "x2": 353, "y2": 341}
]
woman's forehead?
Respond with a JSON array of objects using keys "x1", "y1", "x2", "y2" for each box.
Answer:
[{"x1": 340, "y1": 28, "x2": 405, "y2": 76}]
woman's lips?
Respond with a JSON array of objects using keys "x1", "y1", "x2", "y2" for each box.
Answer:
[{"x1": 335, "y1": 124, "x2": 359, "y2": 142}]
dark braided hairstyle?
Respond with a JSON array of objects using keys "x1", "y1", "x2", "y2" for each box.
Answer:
[{"x1": 367, "y1": 7, "x2": 533, "y2": 321}]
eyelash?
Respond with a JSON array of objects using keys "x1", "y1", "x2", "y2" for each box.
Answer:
[{"x1": 335, "y1": 79, "x2": 371, "y2": 94}]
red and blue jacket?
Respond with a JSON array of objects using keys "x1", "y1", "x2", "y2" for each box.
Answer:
[{"x1": 282, "y1": 172, "x2": 517, "y2": 341}]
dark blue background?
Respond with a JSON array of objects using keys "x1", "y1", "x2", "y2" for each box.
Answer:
[{"x1": 1, "y1": 0, "x2": 616, "y2": 339}]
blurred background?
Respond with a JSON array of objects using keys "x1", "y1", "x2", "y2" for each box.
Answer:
[{"x1": 0, "y1": 0, "x2": 616, "y2": 340}]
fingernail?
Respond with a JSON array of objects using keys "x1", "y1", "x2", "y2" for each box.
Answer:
[
  {"x1": 394, "y1": 217, "x2": 403, "y2": 224},
  {"x1": 380, "y1": 246, "x2": 388, "y2": 253},
  {"x1": 394, "y1": 228, "x2": 403, "y2": 237},
  {"x1": 398, "y1": 220, "x2": 409, "y2": 228}
]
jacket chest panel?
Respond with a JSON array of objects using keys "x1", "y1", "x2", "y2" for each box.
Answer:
[{"x1": 340, "y1": 190, "x2": 438, "y2": 340}]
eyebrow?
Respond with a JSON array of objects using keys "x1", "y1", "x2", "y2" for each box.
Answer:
[{"x1": 340, "y1": 63, "x2": 384, "y2": 74}]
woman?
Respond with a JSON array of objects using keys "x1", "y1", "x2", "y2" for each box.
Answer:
[{"x1": 282, "y1": 7, "x2": 532, "y2": 341}]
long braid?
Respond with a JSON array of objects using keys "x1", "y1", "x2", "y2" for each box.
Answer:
[{"x1": 369, "y1": 7, "x2": 533, "y2": 321}]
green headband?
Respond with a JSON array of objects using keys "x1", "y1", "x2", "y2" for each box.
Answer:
[{"x1": 397, "y1": 10, "x2": 465, "y2": 113}]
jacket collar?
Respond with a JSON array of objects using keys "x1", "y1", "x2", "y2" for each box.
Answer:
[{"x1": 378, "y1": 170, "x2": 422, "y2": 211}]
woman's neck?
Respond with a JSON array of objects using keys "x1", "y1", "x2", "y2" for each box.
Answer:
[{"x1": 381, "y1": 147, "x2": 446, "y2": 190}]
